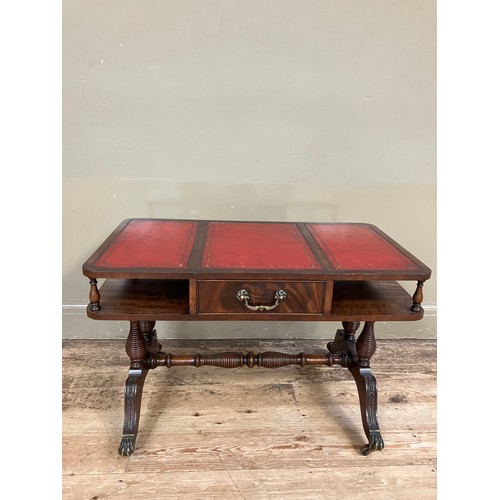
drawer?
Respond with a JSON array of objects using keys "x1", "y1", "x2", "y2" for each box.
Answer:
[{"x1": 197, "y1": 280, "x2": 325, "y2": 315}]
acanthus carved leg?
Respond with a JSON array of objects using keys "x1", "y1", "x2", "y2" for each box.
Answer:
[
  {"x1": 119, "y1": 368, "x2": 148, "y2": 456},
  {"x1": 119, "y1": 321, "x2": 149, "y2": 456},
  {"x1": 348, "y1": 321, "x2": 384, "y2": 455}
]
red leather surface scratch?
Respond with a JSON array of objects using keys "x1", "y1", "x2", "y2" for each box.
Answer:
[
  {"x1": 306, "y1": 224, "x2": 419, "y2": 271},
  {"x1": 95, "y1": 220, "x2": 198, "y2": 268},
  {"x1": 201, "y1": 222, "x2": 321, "y2": 269}
]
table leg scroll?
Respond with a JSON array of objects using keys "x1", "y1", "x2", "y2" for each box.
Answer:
[
  {"x1": 119, "y1": 321, "x2": 149, "y2": 456},
  {"x1": 349, "y1": 364, "x2": 384, "y2": 455},
  {"x1": 350, "y1": 321, "x2": 384, "y2": 455},
  {"x1": 119, "y1": 368, "x2": 148, "y2": 456},
  {"x1": 328, "y1": 321, "x2": 384, "y2": 454}
]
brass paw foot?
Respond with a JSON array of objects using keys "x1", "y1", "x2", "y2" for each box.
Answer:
[
  {"x1": 361, "y1": 431, "x2": 385, "y2": 455},
  {"x1": 118, "y1": 434, "x2": 136, "y2": 456}
]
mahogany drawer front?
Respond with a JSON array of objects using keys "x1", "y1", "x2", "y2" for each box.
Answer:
[{"x1": 197, "y1": 280, "x2": 326, "y2": 315}]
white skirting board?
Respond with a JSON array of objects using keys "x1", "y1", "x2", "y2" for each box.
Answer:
[{"x1": 63, "y1": 303, "x2": 437, "y2": 340}]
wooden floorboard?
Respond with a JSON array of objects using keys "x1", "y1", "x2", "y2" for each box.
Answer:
[{"x1": 62, "y1": 338, "x2": 436, "y2": 499}]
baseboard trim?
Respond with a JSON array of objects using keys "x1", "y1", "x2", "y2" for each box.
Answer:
[{"x1": 63, "y1": 303, "x2": 437, "y2": 340}]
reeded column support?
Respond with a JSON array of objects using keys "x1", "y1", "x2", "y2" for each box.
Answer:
[{"x1": 356, "y1": 321, "x2": 377, "y2": 368}]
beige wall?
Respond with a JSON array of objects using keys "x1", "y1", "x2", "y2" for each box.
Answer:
[{"x1": 63, "y1": 0, "x2": 436, "y2": 338}]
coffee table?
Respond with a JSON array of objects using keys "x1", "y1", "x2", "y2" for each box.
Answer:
[{"x1": 82, "y1": 219, "x2": 431, "y2": 456}]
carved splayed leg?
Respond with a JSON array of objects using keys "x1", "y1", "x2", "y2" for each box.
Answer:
[
  {"x1": 119, "y1": 321, "x2": 149, "y2": 456},
  {"x1": 119, "y1": 369, "x2": 148, "y2": 456},
  {"x1": 348, "y1": 321, "x2": 384, "y2": 455},
  {"x1": 351, "y1": 366, "x2": 384, "y2": 455}
]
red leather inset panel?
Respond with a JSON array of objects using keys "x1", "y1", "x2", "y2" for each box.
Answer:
[
  {"x1": 95, "y1": 220, "x2": 197, "y2": 268},
  {"x1": 306, "y1": 224, "x2": 419, "y2": 271},
  {"x1": 201, "y1": 222, "x2": 321, "y2": 269}
]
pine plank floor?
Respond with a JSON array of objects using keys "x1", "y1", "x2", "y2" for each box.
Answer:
[{"x1": 62, "y1": 338, "x2": 436, "y2": 499}]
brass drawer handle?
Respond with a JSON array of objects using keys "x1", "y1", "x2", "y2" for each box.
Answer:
[{"x1": 236, "y1": 289, "x2": 288, "y2": 311}]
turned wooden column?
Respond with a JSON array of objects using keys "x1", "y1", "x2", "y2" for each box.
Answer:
[
  {"x1": 88, "y1": 278, "x2": 101, "y2": 311},
  {"x1": 356, "y1": 321, "x2": 376, "y2": 368},
  {"x1": 125, "y1": 321, "x2": 147, "y2": 369},
  {"x1": 411, "y1": 280, "x2": 425, "y2": 312}
]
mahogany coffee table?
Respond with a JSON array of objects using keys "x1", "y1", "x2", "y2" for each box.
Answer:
[{"x1": 82, "y1": 218, "x2": 431, "y2": 456}]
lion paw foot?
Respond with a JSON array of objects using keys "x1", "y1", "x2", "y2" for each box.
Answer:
[
  {"x1": 361, "y1": 431, "x2": 384, "y2": 455},
  {"x1": 118, "y1": 434, "x2": 136, "y2": 456}
]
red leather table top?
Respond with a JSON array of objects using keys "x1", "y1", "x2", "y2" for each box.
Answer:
[
  {"x1": 94, "y1": 219, "x2": 198, "y2": 269},
  {"x1": 201, "y1": 222, "x2": 321, "y2": 270},
  {"x1": 83, "y1": 219, "x2": 430, "y2": 280},
  {"x1": 306, "y1": 223, "x2": 419, "y2": 271}
]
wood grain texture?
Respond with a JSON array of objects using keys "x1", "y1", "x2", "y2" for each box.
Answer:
[
  {"x1": 331, "y1": 281, "x2": 424, "y2": 321},
  {"x1": 197, "y1": 280, "x2": 325, "y2": 315},
  {"x1": 86, "y1": 279, "x2": 190, "y2": 320},
  {"x1": 87, "y1": 279, "x2": 421, "y2": 322},
  {"x1": 63, "y1": 338, "x2": 436, "y2": 499}
]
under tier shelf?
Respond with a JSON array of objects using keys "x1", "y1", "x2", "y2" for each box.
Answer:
[{"x1": 87, "y1": 279, "x2": 422, "y2": 322}]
